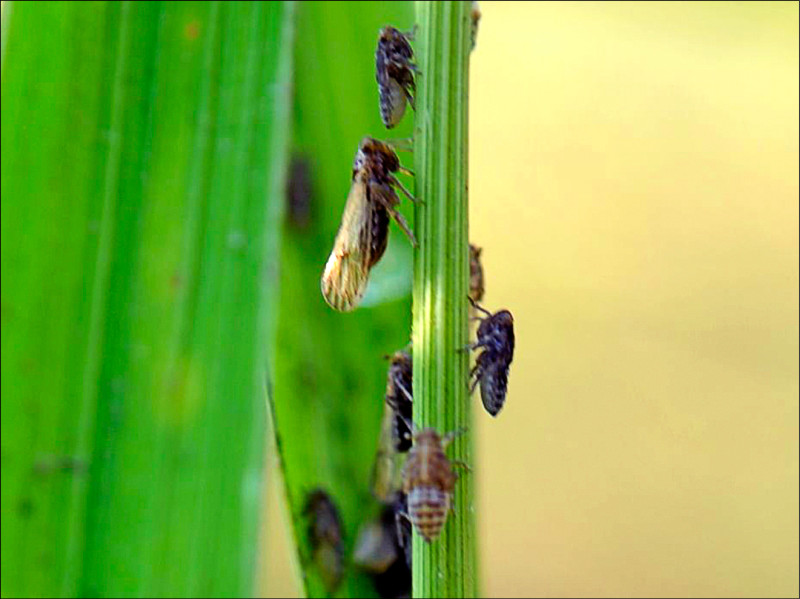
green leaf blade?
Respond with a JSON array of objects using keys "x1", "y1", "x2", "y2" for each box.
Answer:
[{"x1": 1, "y1": 2, "x2": 294, "y2": 596}]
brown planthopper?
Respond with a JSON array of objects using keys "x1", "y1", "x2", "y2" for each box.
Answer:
[
  {"x1": 304, "y1": 489, "x2": 345, "y2": 594},
  {"x1": 354, "y1": 492, "x2": 412, "y2": 599},
  {"x1": 470, "y1": 1, "x2": 482, "y2": 50},
  {"x1": 321, "y1": 137, "x2": 417, "y2": 312},
  {"x1": 375, "y1": 26, "x2": 416, "y2": 129},
  {"x1": 370, "y1": 347, "x2": 412, "y2": 504},
  {"x1": 401, "y1": 427, "x2": 467, "y2": 542},
  {"x1": 468, "y1": 244, "x2": 485, "y2": 305},
  {"x1": 467, "y1": 298, "x2": 515, "y2": 417},
  {"x1": 384, "y1": 349, "x2": 413, "y2": 453}
]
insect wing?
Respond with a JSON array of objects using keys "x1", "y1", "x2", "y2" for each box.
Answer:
[
  {"x1": 479, "y1": 359, "x2": 509, "y2": 417},
  {"x1": 380, "y1": 78, "x2": 409, "y2": 130},
  {"x1": 371, "y1": 403, "x2": 405, "y2": 502},
  {"x1": 321, "y1": 178, "x2": 373, "y2": 312}
]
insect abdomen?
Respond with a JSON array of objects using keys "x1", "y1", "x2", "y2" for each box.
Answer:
[
  {"x1": 480, "y1": 361, "x2": 509, "y2": 417},
  {"x1": 406, "y1": 485, "x2": 451, "y2": 542},
  {"x1": 369, "y1": 204, "x2": 390, "y2": 268},
  {"x1": 379, "y1": 79, "x2": 408, "y2": 129}
]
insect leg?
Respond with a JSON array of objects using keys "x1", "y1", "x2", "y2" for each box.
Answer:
[
  {"x1": 396, "y1": 378, "x2": 413, "y2": 404},
  {"x1": 388, "y1": 174, "x2": 418, "y2": 204},
  {"x1": 397, "y1": 165, "x2": 415, "y2": 176},
  {"x1": 467, "y1": 295, "x2": 493, "y2": 317},
  {"x1": 401, "y1": 24, "x2": 418, "y2": 41},
  {"x1": 441, "y1": 427, "x2": 468, "y2": 449},
  {"x1": 391, "y1": 410, "x2": 416, "y2": 438},
  {"x1": 395, "y1": 508, "x2": 412, "y2": 548},
  {"x1": 406, "y1": 88, "x2": 416, "y2": 111},
  {"x1": 388, "y1": 208, "x2": 418, "y2": 247},
  {"x1": 460, "y1": 339, "x2": 484, "y2": 352},
  {"x1": 371, "y1": 185, "x2": 418, "y2": 244},
  {"x1": 469, "y1": 361, "x2": 481, "y2": 379},
  {"x1": 451, "y1": 460, "x2": 472, "y2": 475}
]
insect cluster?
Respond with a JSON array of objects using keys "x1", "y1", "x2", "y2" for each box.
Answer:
[{"x1": 311, "y1": 12, "x2": 517, "y2": 596}]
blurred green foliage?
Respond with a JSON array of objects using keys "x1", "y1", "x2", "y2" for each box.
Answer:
[
  {"x1": 271, "y1": 1, "x2": 414, "y2": 597},
  {"x1": 1, "y1": 1, "x2": 292, "y2": 596}
]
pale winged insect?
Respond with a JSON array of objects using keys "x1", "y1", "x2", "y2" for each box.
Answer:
[
  {"x1": 304, "y1": 489, "x2": 344, "y2": 594},
  {"x1": 375, "y1": 26, "x2": 416, "y2": 129},
  {"x1": 467, "y1": 298, "x2": 515, "y2": 417},
  {"x1": 321, "y1": 137, "x2": 416, "y2": 312}
]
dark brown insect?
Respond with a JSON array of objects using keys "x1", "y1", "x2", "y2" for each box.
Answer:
[
  {"x1": 354, "y1": 493, "x2": 412, "y2": 598},
  {"x1": 468, "y1": 244, "x2": 484, "y2": 305},
  {"x1": 304, "y1": 489, "x2": 344, "y2": 594},
  {"x1": 286, "y1": 154, "x2": 314, "y2": 229},
  {"x1": 321, "y1": 137, "x2": 416, "y2": 312},
  {"x1": 376, "y1": 26, "x2": 416, "y2": 129},
  {"x1": 467, "y1": 300, "x2": 515, "y2": 417},
  {"x1": 401, "y1": 428, "x2": 462, "y2": 542},
  {"x1": 470, "y1": 1, "x2": 481, "y2": 50},
  {"x1": 384, "y1": 350, "x2": 413, "y2": 453},
  {"x1": 369, "y1": 350, "x2": 411, "y2": 508}
]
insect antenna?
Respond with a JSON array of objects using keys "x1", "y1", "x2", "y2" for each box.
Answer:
[{"x1": 467, "y1": 295, "x2": 492, "y2": 317}]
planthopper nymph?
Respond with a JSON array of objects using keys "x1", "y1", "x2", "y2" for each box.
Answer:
[
  {"x1": 321, "y1": 137, "x2": 416, "y2": 312},
  {"x1": 401, "y1": 428, "x2": 465, "y2": 542},
  {"x1": 375, "y1": 26, "x2": 416, "y2": 129}
]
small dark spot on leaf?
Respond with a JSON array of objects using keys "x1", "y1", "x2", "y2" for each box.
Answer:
[
  {"x1": 184, "y1": 20, "x2": 200, "y2": 41},
  {"x1": 286, "y1": 155, "x2": 314, "y2": 229},
  {"x1": 18, "y1": 498, "x2": 34, "y2": 519}
]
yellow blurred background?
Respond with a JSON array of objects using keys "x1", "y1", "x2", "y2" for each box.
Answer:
[{"x1": 261, "y1": 2, "x2": 799, "y2": 597}]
